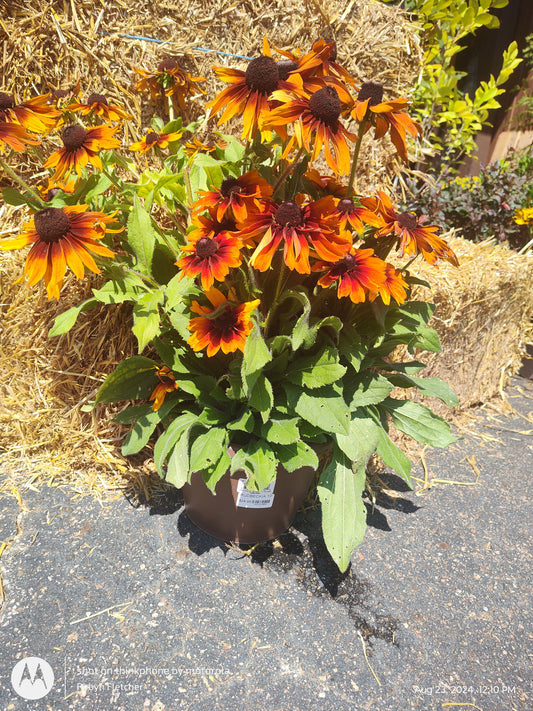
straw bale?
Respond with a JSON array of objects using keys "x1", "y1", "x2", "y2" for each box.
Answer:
[
  {"x1": 400, "y1": 236, "x2": 533, "y2": 416},
  {"x1": 0, "y1": 0, "x2": 425, "y2": 498}
]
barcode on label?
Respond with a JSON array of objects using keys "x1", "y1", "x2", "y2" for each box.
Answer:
[{"x1": 236, "y1": 478, "x2": 276, "y2": 508}]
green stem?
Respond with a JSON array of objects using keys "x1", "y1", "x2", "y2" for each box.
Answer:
[
  {"x1": 183, "y1": 166, "x2": 193, "y2": 211},
  {"x1": 101, "y1": 165, "x2": 123, "y2": 192},
  {"x1": 346, "y1": 116, "x2": 369, "y2": 198},
  {"x1": 272, "y1": 147, "x2": 304, "y2": 198},
  {"x1": 0, "y1": 156, "x2": 44, "y2": 204},
  {"x1": 123, "y1": 266, "x2": 160, "y2": 288},
  {"x1": 264, "y1": 258, "x2": 286, "y2": 335}
]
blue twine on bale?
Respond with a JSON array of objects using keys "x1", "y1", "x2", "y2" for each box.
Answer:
[{"x1": 102, "y1": 32, "x2": 253, "y2": 60}]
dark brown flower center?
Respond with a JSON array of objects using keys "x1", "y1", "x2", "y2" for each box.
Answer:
[
  {"x1": 0, "y1": 92, "x2": 15, "y2": 110},
  {"x1": 214, "y1": 305, "x2": 238, "y2": 334},
  {"x1": 34, "y1": 207, "x2": 70, "y2": 243},
  {"x1": 157, "y1": 58, "x2": 178, "y2": 73},
  {"x1": 276, "y1": 59, "x2": 298, "y2": 81},
  {"x1": 46, "y1": 187, "x2": 62, "y2": 201},
  {"x1": 220, "y1": 176, "x2": 242, "y2": 197},
  {"x1": 86, "y1": 93, "x2": 108, "y2": 106},
  {"x1": 275, "y1": 201, "x2": 303, "y2": 227},
  {"x1": 337, "y1": 198, "x2": 355, "y2": 214},
  {"x1": 245, "y1": 56, "x2": 279, "y2": 95},
  {"x1": 309, "y1": 86, "x2": 341, "y2": 128},
  {"x1": 397, "y1": 212, "x2": 418, "y2": 230},
  {"x1": 61, "y1": 124, "x2": 88, "y2": 151},
  {"x1": 196, "y1": 237, "x2": 219, "y2": 258},
  {"x1": 53, "y1": 88, "x2": 69, "y2": 99},
  {"x1": 358, "y1": 81, "x2": 384, "y2": 107},
  {"x1": 145, "y1": 132, "x2": 160, "y2": 145},
  {"x1": 333, "y1": 252, "x2": 356, "y2": 274}
]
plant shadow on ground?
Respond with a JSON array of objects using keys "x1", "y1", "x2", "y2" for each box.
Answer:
[{"x1": 134, "y1": 471, "x2": 418, "y2": 649}]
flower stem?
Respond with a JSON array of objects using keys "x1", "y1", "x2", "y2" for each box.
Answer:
[
  {"x1": 346, "y1": 116, "x2": 369, "y2": 198},
  {"x1": 273, "y1": 147, "x2": 304, "y2": 198},
  {"x1": 264, "y1": 257, "x2": 286, "y2": 335},
  {"x1": 0, "y1": 156, "x2": 44, "y2": 204}
]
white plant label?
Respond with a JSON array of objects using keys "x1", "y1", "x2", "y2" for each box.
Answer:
[{"x1": 236, "y1": 478, "x2": 276, "y2": 508}]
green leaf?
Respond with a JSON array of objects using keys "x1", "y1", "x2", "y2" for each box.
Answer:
[
  {"x1": 127, "y1": 196, "x2": 156, "y2": 272},
  {"x1": 286, "y1": 347, "x2": 346, "y2": 389},
  {"x1": 95, "y1": 356, "x2": 157, "y2": 404},
  {"x1": 248, "y1": 373, "x2": 273, "y2": 423},
  {"x1": 92, "y1": 274, "x2": 145, "y2": 304},
  {"x1": 375, "y1": 428, "x2": 412, "y2": 486},
  {"x1": 166, "y1": 425, "x2": 193, "y2": 488},
  {"x1": 271, "y1": 440, "x2": 318, "y2": 473},
  {"x1": 48, "y1": 298, "x2": 98, "y2": 336},
  {"x1": 203, "y1": 447, "x2": 232, "y2": 493},
  {"x1": 338, "y1": 326, "x2": 367, "y2": 372},
  {"x1": 153, "y1": 412, "x2": 198, "y2": 475},
  {"x1": 317, "y1": 446, "x2": 368, "y2": 573},
  {"x1": 121, "y1": 408, "x2": 161, "y2": 456},
  {"x1": 388, "y1": 374, "x2": 459, "y2": 406},
  {"x1": 227, "y1": 410, "x2": 256, "y2": 433},
  {"x1": 285, "y1": 382, "x2": 350, "y2": 436},
  {"x1": 346, "y1": 372, "x2": 394, "y2": 408},
  {"x1": 410, "y1": 326, "x2": 442, "y2": 353},
  {"x1": 261, "y1": 417, "x2": 300, "y2": 445},
  {"x1": 188, "y1": 153, "x2": 225, "y2": 198},
  {"x1": 381, "y1": 398, "x2": 457, "y2": 448},
  {"x1": 230, "y1": 439, "x2": 278, "y2": 491},
  {"x1": 242, "y1": 320, "x2": 271, "y2": 393},
  {"x1": 334, "y1": 410, "x2": 380, "y2": 464},
  {"x1": 376, "y1": 360, "x2": 427, "y2": 375},
  {"x1": 132, "y1": 291, "x2": 163, "y2": 352},
  {"x1": 288, "y1": 290, "x2": 311, "y2": 350},
  {"x1": 2, "y1": 187, "x2": 33, "y2": 206},
  {"x1": 189, "y1": 427, "x2": 228, "y2": 473}
]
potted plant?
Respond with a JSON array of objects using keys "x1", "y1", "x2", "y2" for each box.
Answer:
[{"x1": 0, "y1": 38, "x2": 459, "y2": 572}]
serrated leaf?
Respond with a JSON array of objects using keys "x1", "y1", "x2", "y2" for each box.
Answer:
[
  {"x1": 248, "y1": 373, "x2": 273, "y2": 422},
  {"x1": 227, "y1": 410, "x2": 256, "y2": 432},
  {"x1": 286, "y1": 347, "x2": 346, "y2": 389},
  {"x1": 317, "y1": 446, "x2": 367, "y2": 573},
  {"x1": 242, "y1": 320, "x2": 271, "y2": 392},
  {"x1": 95, "y1": 356, "x2": 157, "y2": 404},
  {"x1": 189, "y1": 427, "x2": 228, "y2": 473},
  {"x1": 132, "y1": 291, "x2": 163, "y2": 352},
  {"x1": 127, "y1": 196, "x2": 156, "y2": 272},
  {"x1": 382, "y1": 398, "x2": 457, "y2": 448},
  {"x1": 48, "y1": 298, "x2": 98, "y2": 336},
  {"x1": 203, "y1": 447, "x2": 232, "y2": 493},
  {"x1": 388, "y1": 374, "x2": 459, "y2": 406},
  {"x1": 261, "y1": 417, "x2": 300, "y2": 445},
  {"x1": 271, "y1": 440, "x2": 318, "y2": 473},
  {"x1": 230, "y1": 439, "x2": 278, "y2": 491},
  {"x1": 285, "y1": 382, "x2": 350, "y2": 435}
]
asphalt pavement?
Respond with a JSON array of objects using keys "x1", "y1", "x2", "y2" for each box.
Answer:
[{"x1": 0, "y1": 377, "x2": 531, "y2": 711}]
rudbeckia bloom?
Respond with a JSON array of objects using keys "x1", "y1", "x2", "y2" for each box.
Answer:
[
  {"x1": 332, "y1": 196, "x2": 385, "y2": 234},
  {"x1": 187, "y1": 287, "x2": 260, "y2": 357},
  {"x1": 315, "y1": 246, "x2": 387, "y2": 303},
  {"x1": 264, "y1": 83, "x2": 356, "y2": 175},
  {"x1": 0, "y1": 91, "x2": 60, "y2": 133},
  {"x1": 240, "y1": 196, "x2": 350, "y2": 274},
  {"x1": 369, "y1": 190, "x2": 459, "y2": 267},
  {"x1": 134, "y1": 58, "x2": 205, "y2": 112},
  {"x1": 149, "y1": 366, "x2": 179, "y2": 411},
  {"x1": 176, "y1": 210, "x2": 242, "y2": 290},
  {"x1": 207, "y1": 54, "x2": 290, "y2": 141},
  {"x1": 368, "y1": 264, "x2": 408, "y2": 305},
  {"x1": 129, "y1": 129, "x2": 183, "y2": 154},
  {"x1": 0, "y1": 120, "x2": 40, "y2": 152},
  {"x1": 67, "y1": 93, "x2": 132, "y2": 122},
  {"x1": 193, "y1": 170, "x2": 273, "y2": 223},
  {"x1": 0, "y1": 205, "x2": 118, "y2": 300},
  {"x1": 38, "y1": 176, "x2": 77, "y2": 201},
  {"x1": 43, "y1": 123, "x2": 121, "y2": 181},
  {"x1": 350, "y1": 81, "x2": 421, "y2": 162}
]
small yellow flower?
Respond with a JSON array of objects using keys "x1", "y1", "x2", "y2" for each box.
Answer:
[{"x1": 514, "y1": 208, "x2": 533, "y2": 225}]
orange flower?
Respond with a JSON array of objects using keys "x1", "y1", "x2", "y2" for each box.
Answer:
[
  {"x1": 368, "y1": 264, "x2": 408, "y2": 305},
  {"x1": 264, "y1": 83, "x2": 356, "y2": 175},
  {"x1": 331, "y1": 196, "x2": 385, "y2": 234},
  {"x1": 176, "y1": 209, "x2": 242, "y2": 290},
  {"x1": 304, "y1": 168, "x2": 346, "y2": 198},
  {"x1": 0, "y1": 205, "x2": 119, "y2": 300},
  {"x1": 369, "y1": 190, "x2": 459, "y2": 267},
  {"x1": 207, "y1": 54, "x2": 293, "y2": 141},
  {"x1": 193, "y1": 170, "x2": 273, "y2": 223},
  {"x1": 0, "y1": 121, "x2": 40, "y2": 152},
  {"x1": 350, "y1": 81, "x2": 421, "y2": 162},
  {"x1": 240, "y1": 196, "x2": 350, "y2": 274},
  {"x1": 0, "y1": 91, "x2": 60, "y2": 133},
  {"x1": 187, "y1": 288, "x2": 260, "y2": 357},
  {"x1": 43, "y1": 123, "x2": 121, "y2": 181},
  {"x1": 149, "y1": 366, "x2": 179, "y2": 411},
  {"x1": 38, "y1": 176, "x2": 78, "y2": 201},
  {"x1": 67, "y1": 93, "x2": 132, "y2": 122},
  {"x1": 129, "y1": 129, "x2": 183, "y2": 154},
  {"x1": 314, "y1": 246, "x2": 387, "y2": 303},
  {"x1": 134, "y1": 58, "x2": 205, "y2": 112}
]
